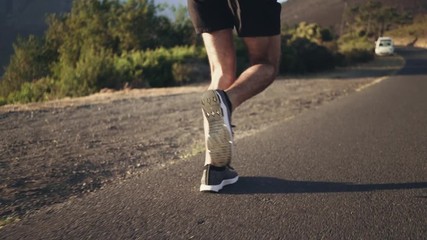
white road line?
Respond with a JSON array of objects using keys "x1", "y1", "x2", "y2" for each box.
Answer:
[{"x1": 355, "y1": 76, "x2": 389, "y2": 92}]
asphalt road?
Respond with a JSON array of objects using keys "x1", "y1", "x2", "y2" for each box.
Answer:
[{"x1": 1, "y1": 47, "x2": 426, "y2": 239}]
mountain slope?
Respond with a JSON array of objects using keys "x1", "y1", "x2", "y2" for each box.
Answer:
[{"x1": 281, "y1": 0, "x2": 427, "y2": 32}]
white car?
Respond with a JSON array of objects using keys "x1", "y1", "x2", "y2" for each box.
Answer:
[{"x1": 375, "y1": 37, "x2": 394, "y2": 56}]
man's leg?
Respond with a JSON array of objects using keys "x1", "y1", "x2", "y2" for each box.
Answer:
[
  {"x1": 192, "y1": 0, "x2": 281, "y2": 192},
  {"x1": 202, "y1": 29, "x2": 237, "y2": 90},
  {"x1": 225, "y1": 35, "x2": 281, "y2": 111},
  {"x1": 199, "y1": 34, "x2": 281, "y2": 192},
  {"x1": 201, "y1": 28, "x2": 237, "y2": 167},
  {"x1": 202, "y1": 32, "x2": 281, "y2": 112},
  {"x1": 201, "y1": 34, "x2": 280, "y2": 167},
  {"x1": 199, "y1": 29, "x2": 239, "y2": 192}
]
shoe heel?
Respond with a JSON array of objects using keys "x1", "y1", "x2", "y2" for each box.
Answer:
[{"x1": 201, "y1": 91, "x2": 232, "y2": 166}]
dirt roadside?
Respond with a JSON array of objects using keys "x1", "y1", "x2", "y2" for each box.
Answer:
[{"x1": 0, "y1": 55, "x2": 403, "y2": 226}]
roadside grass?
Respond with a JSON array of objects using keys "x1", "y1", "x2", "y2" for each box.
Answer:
[
  {"x1": 179, "y1": 142, "x2": 204, "y2": 160},
  {"x1": 0, "y1": 216, "x2": 20, "y2": 229}
]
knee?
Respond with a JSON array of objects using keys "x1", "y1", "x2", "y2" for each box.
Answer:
[
  {"x1": 210, "y1": 71, "x2": 235, "y2": 90},
  {"x1": 265, "y1": 64, "x2": 278, "y2": 84},
  {"x1": 254, "y1": 63, "x2": 278, "y2": 82},
  {"x1": 267, "y1": 63, "x2": 279, "y2": 79}
]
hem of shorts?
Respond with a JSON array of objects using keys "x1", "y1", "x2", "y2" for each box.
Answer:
[
  {"x1": 194, "y1": 28, "x2": 281, "y2": 38},
  {"x1": 195, "y1": 26, "x2": 234, "y2": 35},
  {"x1": 237, "y1": 31, "x2": 281, "y2": 38}
]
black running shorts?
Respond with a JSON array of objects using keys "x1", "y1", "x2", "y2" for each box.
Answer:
[{"x1": 187, "y1": 0, "x2": 282, "y2": 37}]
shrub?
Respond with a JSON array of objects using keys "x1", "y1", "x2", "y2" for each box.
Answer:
[
  {"x1": 287, "y1": 22, "x2": 335, "y2": 44},
  {"x1": 172, "y1": 62, "x2": 192, "y2": 85},
  {"x1": 113, "y1": 54, "x2": 145, "y2": 88},
  {"x1": 55, "y1": 46, "x2": 117, "y2": 97},
  {"x1": 280, "y1": 44, "x2": 304, "y2": 73},
  {"x1": 280, "y1": 37, "x2": 335, "y2": 74},
  {"x1": 278, "y1": 23, "x2": 339, "y2": 74},
  {"x1": 337, "y1": 34, "x2": 375, "y2": 65},
  {"x1": 6, "y1": 77, "x2": 57, "y2": 104},
  {"x1": 0, "y1": 97, "x2": 6, "y2": 106},
  {"x1": 122, "y1": 46, "x2": 207, "y2": 87},
  {"x1": 168, "y1": 46, "x2": 208, "y2": 84},
  {"x1": 343, "y1": 49, "x2": 374, "y2": 64},
  {"x1": 0, "y1": 0, "x2": 206, "y2": 104},
  {"x1": 1, "y1": 36, "x2": 54, "y2": 98},
  {"x1": 338, "y1": 35, "x2": 374, "y2": 53}
]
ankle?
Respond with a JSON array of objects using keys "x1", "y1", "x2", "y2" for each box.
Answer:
[
  {"x1": 205, "y1": 164, "x2": 226, "y2": 171},
  {"x1": 219, "y1": 90, "x2": 233, "y2": 112}
]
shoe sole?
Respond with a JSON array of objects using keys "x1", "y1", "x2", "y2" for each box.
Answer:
[
  {"x1": 200, "y1": 176, "x2": 239, "y2": 192},
  {"x1": 201, "y1": 91, "x2": 233, "y2": 166}
]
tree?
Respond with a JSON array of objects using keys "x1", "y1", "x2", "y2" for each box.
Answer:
[
  {"x1": 0, "y1": 36, "x2": 53, "y2": 97},
  {"x1": 170, "y1": 4, "x2": 199, "y2": 46},
  {"x1": 289, "y1": 22, "x2": 334, "y2": 44},
  {"x1": 343, "y1": 0, "x2": 411, "y2": 38},
  {"x1": 1, "y1": 0, "x2": 206, "y2": 102}
]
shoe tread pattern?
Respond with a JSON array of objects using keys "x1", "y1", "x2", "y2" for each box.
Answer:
[{"x1": 201, "y1": 91, "x2": 232, "y2": 166}]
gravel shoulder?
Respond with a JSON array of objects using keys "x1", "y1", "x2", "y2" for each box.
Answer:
[{"x1": 0, "y1": 55, "x2": 403, "y2": 226}]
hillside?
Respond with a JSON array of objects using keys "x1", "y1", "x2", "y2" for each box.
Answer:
[
  {"x1": 281, "y1": 0, "x2": 427, "y2": 33},
  {"x1": 1, "y1": 0, "x2": 424, "y2": 75}
]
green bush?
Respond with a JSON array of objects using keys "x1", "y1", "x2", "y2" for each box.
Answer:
[
  {"x1": 168, "y1": 46, "x2": 208, "y2": 83},
  {"x1": 0, "y1": 0, "x2": 206, "y2": 105},
  {"x1": 113, "y1": 53, "x2": 145, "y2": 88},
  {"x1": 1, "y1": 36, "x2": 54, "y2": 98},
  {"x1": 279, "y1": 23, "x2": 337, "y2": 74},
  {"x1": 0, "y1": 97, "x2": 6, "y2": 106},
  {"x1": 280, "y1": 37, "x2": 335, "y2": 74},
  {"x1": 338, "y1": 34, "x2": 374, "y2": 53},
  {"x1": 6, "y1": 77, "x2": 57, "y2": 104},
  {"x1": 343, "y1": 49, "x2": 374, "y2": 64},
  {"x1": 337, "y1": 34, "x2": 375, "y2": 65},
  {"x1": 122, "y1": 46, "x2": 207, "y2": 87},
  {"x1": 1, "y1": 45, "x2": 207, "y2": 105},
  {"x1": 139, "y1": 48, "x2": 175, "y2": 87},
  {"x1": 280, "y1": 44, "x2": 303, "y2": 73},
  {"x1": 172, "y1": 62, "x2": 192, "y2": 85},
  {"x1": 55, "y1": 46, "x2": 117, "y2": 97},
  {"x1": 287, "y1": 22, "x2": 335, "y2": 44}
]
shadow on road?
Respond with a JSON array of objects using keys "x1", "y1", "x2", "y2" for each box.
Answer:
[{"x1": 222, "y1": 177, "x2": 427, "y2": 195}]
